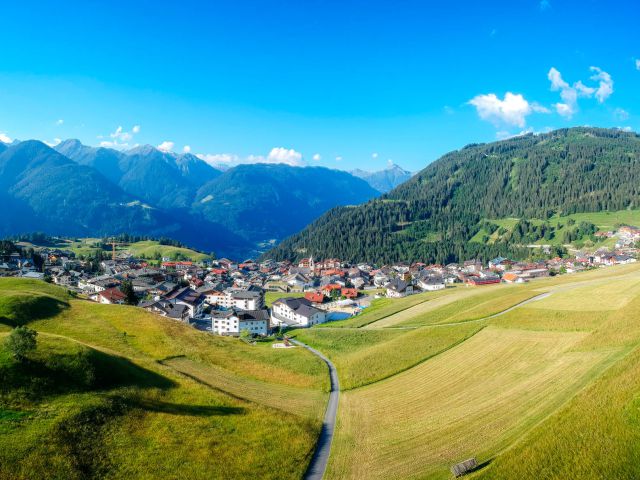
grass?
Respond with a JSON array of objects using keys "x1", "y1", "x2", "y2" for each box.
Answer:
[
  {"x1": 322, "y1": 289, "x2": 447, "y2": 328},
  {"x1": 294, "y1": 322, "x2": 485, "y2": 389},
  {"x1": 472, "y1": 208, "x2": 640, "y2": 248},
  {"x1": 265, "y1": 291, "x2": 305, "y2": 307},
  {"x1": 327, "y1": 328, "x2": 619, "y2": 480},
  {"x1": 0, "y1": 278, "x2": 327, "y2": 479},
  {"x1": 308, "y1": 263, "x2": 640, "y2": 479},
  {"x1": 123, "y1": 240, "x2": 212, "y2": 262},
  {"x1": 5, "y1": 264, "x2": 640, "y2": 478}
]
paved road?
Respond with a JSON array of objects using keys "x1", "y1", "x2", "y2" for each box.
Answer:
[{"x1": 290, "y1": 338, "x2": 339, "y2": 480}]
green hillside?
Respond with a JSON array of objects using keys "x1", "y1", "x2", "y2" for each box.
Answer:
[
  {"x1": 265, "y1": 127, "x2": 640, "y2": 263},
  {"x1": 0, "y1": 279, "x2": 327, "y2": 480}
]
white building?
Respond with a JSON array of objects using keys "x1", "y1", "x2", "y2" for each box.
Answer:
[
  {"x1": 271, "y1": 297, "x2": 326, "y2": 327},
  {"x1": 211, "y1": 309, "x2": 269, "y2": 336},
  {"x1": 418, "y1": 276, "x2": 446, "y2": 291},
  {"x1": 202, "y1": 288, "x2": 264, "y2": 311}
]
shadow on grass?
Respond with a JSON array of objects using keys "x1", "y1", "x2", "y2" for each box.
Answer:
[
  {"x1": 0, "y1": 346, "x2": 176, "y2": 399},
  {"x1": 133, "y1": 398, "x2": 244, "y2": 416},
  {"x1": 0, "y1": 294, "x2": 68, "y2": 327}
]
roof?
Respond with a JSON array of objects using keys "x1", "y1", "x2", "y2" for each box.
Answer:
[
  {"x1": 273, "y1": 297, "x2": 323, "y2": 318},
  {"x1": 99, "y1": 287, "x2": 126, "y2": 303}
]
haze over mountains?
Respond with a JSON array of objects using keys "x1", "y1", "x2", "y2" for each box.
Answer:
[{"x1": 0, "y1": 138, "x2": 386, "y2": 258}]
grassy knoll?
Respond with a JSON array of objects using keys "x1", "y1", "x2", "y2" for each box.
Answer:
[
  {"x1": 0, "y1": 278, "x2": 327, "y2": 479},
  {"x1": 265, "y1": 291, "x2": 305, "y2": 307},
  {"x1": 0, "y1": 278, "x2": 70, "y2": 327},
  {"x1": 123, "y1": 240, "x2": 212, "y2": 262}
]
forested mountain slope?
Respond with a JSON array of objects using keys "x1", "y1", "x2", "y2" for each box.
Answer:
[
  {"x1": 194, "y1": 164, "x2": 380, "y2": 244},
  {"x1": 265, "y1": 128, "x2": 640, "y2": 263}
]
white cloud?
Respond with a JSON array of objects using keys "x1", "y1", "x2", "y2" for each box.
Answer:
[
  {"x1": 468, "y1": 92, "x2": 543, "y2": 128},
  {"x1": 157, "y1": 141, "x2": 175, "y2": 152},
  {"x1": 553, "y1": 103, "x2": 574, "y2": 117},
  {"x1": 55, "y1": 119, "x2": 64, "y2": 126},
  {"x1": 197, "y1": 147, "x2": 306, "y2": 167},
  {"x1": 262, "y1": 147, "x2": 304, "y2": 166},
  {"x1": 183, "y1": 145, "x2": 191, "y2": 153},
  {"x1": 44, "y1": 138, "x2": 62, "y2": 147},
  {"x1": 614, "y1": 108, "x2": 629, "y2": 121},
  {"x1": 0, "y1": 132, "x2": 12, "y2": 143},
  {"x1": 99, "y1": 125, "x2": 141, "y2": 149},
  {"x1": 589, "y1": 66, "x2": 613, "y2": 103},
  {"x1": 636, "y1": 59, "x2": 640, "y2": 70},
  {"x1": 617, "y1": 126, "x2": 633, "y2": 132},
  {"x1": 387, "y1": 159, "x2": 394, "y2": 166},
  {"x1": 335, "y1": 156, "x2": 343, "y2": 162},
  {"x1": 312, "y1": 153, "x2": 321, "y2": 161},
  {"x1": 548, "y1": 66, "x2": 613, "y2": 117},
  {"x1": 372, "y1": 152, "x2": 379, "y2": 159},
  {"x1": 196, "y1": 153, "x2": 240, "y2": 166}
]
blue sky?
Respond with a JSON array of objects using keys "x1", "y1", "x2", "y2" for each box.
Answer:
[{"x1": 0, "y1": 0, "x2": 638, "y2": 171}]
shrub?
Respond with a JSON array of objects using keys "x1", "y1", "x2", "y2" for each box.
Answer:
[{"x1": 5, "y1": 326, "x2": 38, "y2": 361}]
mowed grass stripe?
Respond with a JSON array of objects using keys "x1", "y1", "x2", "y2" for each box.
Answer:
[
  {"x1": 162, "y1": 356, "x2": 326, "y2": 420},
  {"x1": 327, "y1": 327, "x2": 618, "y2": 480}
]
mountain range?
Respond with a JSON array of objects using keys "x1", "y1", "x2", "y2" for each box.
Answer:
[
  {"x1": 0, "y1": 138, "x2": 383, "y2": 258},
  {"x1": 351, "y1": 163, "x2": 413, "y2": 193},
  {"x1": 265, "y1": 127, "x2": 640, "y2": 264}
]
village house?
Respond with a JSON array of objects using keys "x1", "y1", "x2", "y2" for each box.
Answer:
[
  {"x1": 271, "y1": 297, "x2": 327, "y2": 327},
  {"x1": 165, "y1": 287, "x2": 205, "y2": 319},
  {"x1": 91, "y1": 286, "x2": 126, "y2": 304},
  {"x1": 417, "y1": 275, "x2": 446, "y2": 291},
  {"x1": 385, "y1": 278, "x2": 414, "y2": 297},
  {"x1": 211, "y1": 308, "x2": 269, "y2": 336},
  {"x1": 203, "y1": 287, "x2": 264, "y2": 310}
]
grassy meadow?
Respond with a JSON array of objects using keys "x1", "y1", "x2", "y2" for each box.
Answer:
[{"x1": 0, "y1": 278, "x2": 327, "y2": 480}]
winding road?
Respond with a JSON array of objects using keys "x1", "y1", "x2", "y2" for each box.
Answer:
[{"x1": 290, "y1": 339, "x2": 339, "y2": 480}]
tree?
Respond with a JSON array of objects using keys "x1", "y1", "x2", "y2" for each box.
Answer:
[
  {"x1": 120, "y1": 280, "x2": 138, "y2": 306},
  {"x1": 5, "y1": 326, "x2": 37, "y2": 362},
  {"x1": 239, "y1": 329, "x2": 252, "y2": 342}
]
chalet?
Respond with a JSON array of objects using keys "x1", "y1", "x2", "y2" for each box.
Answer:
[
  {"x1": 165, "y1": 287, "x2": 205, "y2": 318},
  {"x1": 271, "y1": 297, "x2": 326, "y2": 327},
  {"x1": 92, "y1": 287, "x2": 126, "y2": 304},
  {"x1": 385, "y1": 278, "x2": 414, "y2": 298},
  {"x1": 417, "y1": 275, "x2": 446, "y2": 291},
  {"x1": 501, "y1": 272, "x2": 524, "y2": 283},
  {"x1": 305, "y1": 291, "x2": 326, "y2": 304},
  {"x1": 341, "y1": 288, "x2": 358, "y2": 299},
  {"x1": 211, "y1": 308, "x2": 269, "y2": 336},
  {"x1": 466, "y1": 274, "x2": 501, "y2": 286},
  {"x1": 321, "y1": 283, "x2": 343, "y2": 296},
  {"x1": 141, "y1": 299, "x2": 190, "y2": 322}
]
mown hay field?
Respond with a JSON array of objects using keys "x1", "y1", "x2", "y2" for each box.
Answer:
[{"x1": 327, "y1": 327, "x2": 620, "y2": 480}]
